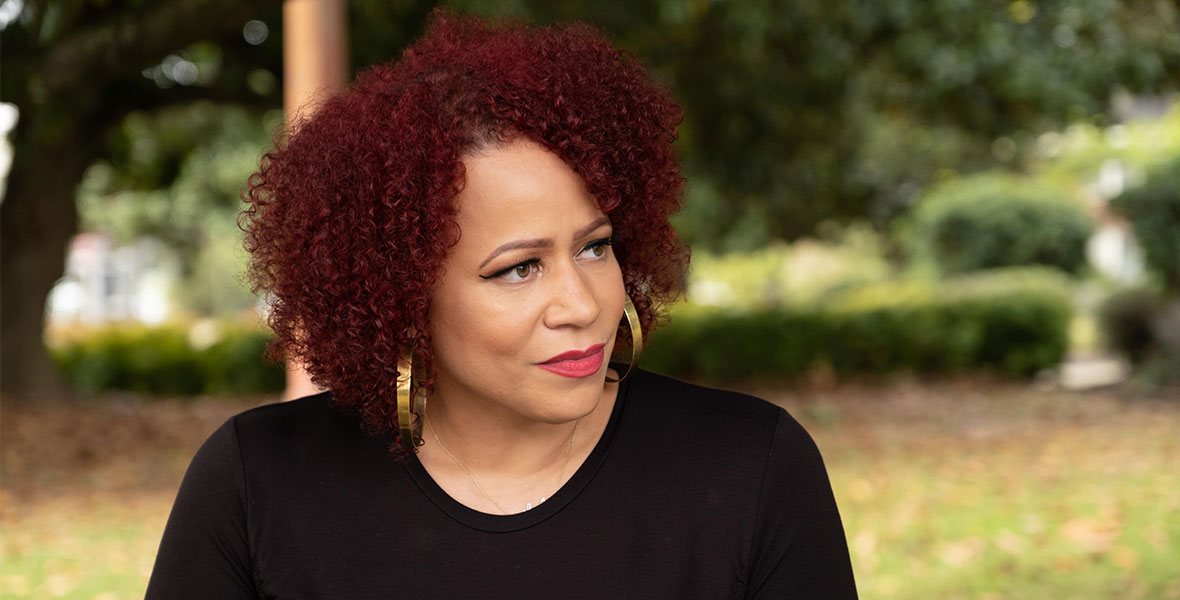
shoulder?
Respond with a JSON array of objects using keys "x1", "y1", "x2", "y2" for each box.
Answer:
[
  {"x1": 622, "y1": 373, "x2": 855, "y2": 595},
  {"x1": 619, "y1": 368, "x2": 823, "y2": 482},
  {"x1": 217, "y1": 391, "x2": 388, "y2": 465},
  {"x1": 625, "y1": 368, "x2": 791, "y2": 445},
  {"x1": 228, "y1": 391, "x2": 346, "y2": 438}
]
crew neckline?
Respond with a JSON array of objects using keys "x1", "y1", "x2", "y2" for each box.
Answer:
[{"x1": 404, "y1": 367, "x2": 636, "y2": 533}]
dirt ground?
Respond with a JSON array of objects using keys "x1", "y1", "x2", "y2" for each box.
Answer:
[{"x1": 2, "y1": 376, "x2": 1174, "y2": 511}]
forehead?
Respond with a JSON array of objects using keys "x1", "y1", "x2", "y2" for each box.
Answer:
[{"x1": 451, "y1": 140, "x2": 605, "y2": 248}]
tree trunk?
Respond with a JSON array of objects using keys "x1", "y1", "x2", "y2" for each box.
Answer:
[
  {"x1": 0, "y1": 0, "x2": 281, "y2": 402},
  {"x1": 1, "y1": 134, "x2": 91, "y2": 402}
]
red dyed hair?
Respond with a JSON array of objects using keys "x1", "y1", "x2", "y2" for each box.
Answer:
[{"x1": 241, "y1": 10, "x2": 689, "y2": 449}]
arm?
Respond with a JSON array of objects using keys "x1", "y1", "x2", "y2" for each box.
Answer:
[
  {"x1": 745, "y1": 409, "x2": 858, "y2": 599},
  {"x1": 145, "y1": 418, "x2": 256, "y2": 599}
]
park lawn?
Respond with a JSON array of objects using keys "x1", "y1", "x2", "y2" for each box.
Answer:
[
  {"x1": 775, "y1": 379, "x2": 1180, "y2": 599},
  {"x1": 0, "y1": 494, "x2": 171, "y2": 599},
  {"x1": 2, "y1": 381, "x2": 1178, "y2": 599}
]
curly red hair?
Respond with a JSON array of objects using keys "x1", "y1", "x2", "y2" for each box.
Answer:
[{"x1": 241, "y1": 10, "x2": 689, "y2": 449}]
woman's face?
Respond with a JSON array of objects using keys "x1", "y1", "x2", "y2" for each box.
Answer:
[{"x1": 427, "y1": 138, "x2": 625, "y2": 425}]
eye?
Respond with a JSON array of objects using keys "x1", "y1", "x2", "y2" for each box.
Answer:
[
  {"x1": 494, "y1": 259, "x2": 540, "y2": 282},
  {"x1": 580, "y1": 238, "x2": 612, "y2": 259}
]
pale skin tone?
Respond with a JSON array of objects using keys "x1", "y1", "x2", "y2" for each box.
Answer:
[{"x1": 417, "y1": 137, "x2": 626, "y2": 515}]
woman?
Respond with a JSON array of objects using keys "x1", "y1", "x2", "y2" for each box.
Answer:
[{"x1": 147, "y1": 11, "x2": 857, "y2": 599}]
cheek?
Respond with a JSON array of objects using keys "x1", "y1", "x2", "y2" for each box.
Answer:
[
  {"x1": 430, "y1": 286, "x2": 542, "y2": 367},
  {"x1": 599, "y1": 259, "x2": 626, "y2": 316}
]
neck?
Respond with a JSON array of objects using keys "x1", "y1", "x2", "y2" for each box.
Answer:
[
  {"x1": 426, "y1": 402, "x2": 578, "y2": 476},
  {"x1": 423, "y1": 377, "x2": 617, "y2": 476},
  {"x1": 415, "y1": 368, "x2": 622, "y2": 515}
]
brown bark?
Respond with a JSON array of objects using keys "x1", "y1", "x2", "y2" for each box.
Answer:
[{"x1": 1, "y1": 136, "x2": 90, "y2": 401}]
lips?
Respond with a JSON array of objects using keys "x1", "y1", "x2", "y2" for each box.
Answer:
[{"x1": 538, "y1": 344, "x2": 605, "y2": 378}]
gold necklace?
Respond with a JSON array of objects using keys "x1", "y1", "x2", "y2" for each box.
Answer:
[{"x1": 426, "y1": 415, "x2": 579, "y2": 515}]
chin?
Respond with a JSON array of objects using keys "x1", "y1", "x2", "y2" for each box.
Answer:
[{"x1": 530, "y1": 374, "x2": 605, "y2": 423}]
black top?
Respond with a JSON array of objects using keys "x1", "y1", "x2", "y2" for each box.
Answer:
[{"x1": 146, "y1": 369, "x2": 857, "y2": 599}]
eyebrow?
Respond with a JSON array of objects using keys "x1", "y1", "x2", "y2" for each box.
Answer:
[{"x1": 478, "y1": 216, "x2": 612, "y2": 270}]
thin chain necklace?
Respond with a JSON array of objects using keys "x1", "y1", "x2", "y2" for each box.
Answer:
[{"x1": 426, "y1": 414, "x2": 579, "y2": 515}]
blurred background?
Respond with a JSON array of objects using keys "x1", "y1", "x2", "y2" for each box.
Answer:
[{"x1": 2, "y1": 0, "x2": 1178, "y2": 598}]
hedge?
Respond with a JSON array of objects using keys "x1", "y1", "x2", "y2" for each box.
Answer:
[
  {"x1": 52, "y1": 268, "x2": 1072, "y2": 394},
  {"x1": 644, "y1": 267, "x2": 1073, "y2": 380},
  {"x1": 914, "y1": 173, "x2": 1093, "y2": 275},
  {"x1": 52, "y1": 323, "x2": 284, "y2": 396}
]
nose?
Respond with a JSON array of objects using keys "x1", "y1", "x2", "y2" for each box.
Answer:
[{"x1": 543, "y1": 261, "x2": 602, "y2": 329}]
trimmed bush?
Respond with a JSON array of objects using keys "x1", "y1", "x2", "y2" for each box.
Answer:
[
  {"x1": 53, "y1": 325, "x2": 205, "y2": 395},
  {"x1": 1098, "y1": 287, "x2": 1163, "y2": 364},
  {"x1": 944, "y1": 267, "x2": 1073, "y2": 376},
  {"x1": 199, "y1": 328, "x2": 286, "y2": 394},
  {"x1": 1099, "y1": 286, "x2": 1180, "y2": 388},
  {"x1": 914, "y1": 174, "x2": 1093, "y2": 275},
  {"x1": 643, "y1": 305, "x2": 828, "y2": 380},
  {"x1": 645, "y1": 267, "x2": 1072, "y2": 380},
  {"x1": 51, "y1": 323, "x2": 284, "y2": 396},
  {"x1": 1110, "y1": 157, "x2": 1180, "y2": 291},
  {"x1": 55, "y1": 267, "x2": 1072, "y2": 394}
]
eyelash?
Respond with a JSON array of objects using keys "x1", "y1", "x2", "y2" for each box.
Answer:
[{"x1": 483, "y1": 238, "x2": 613, "y2": 281}]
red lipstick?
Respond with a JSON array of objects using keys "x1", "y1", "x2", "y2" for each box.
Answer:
[{"x1": 538, "y1": 344, "x2": 605, "y2": 378}]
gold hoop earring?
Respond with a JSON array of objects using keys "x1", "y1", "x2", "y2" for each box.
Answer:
[
  {"x1": 606, "y1": 295, "x2": 643, "y2": 383},
  {"x1": 396, "y1": 348, "x2": 424, "y2": 454}
]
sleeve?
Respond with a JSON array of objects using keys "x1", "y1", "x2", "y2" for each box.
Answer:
[
  {"x1": 145, "y1": 418, "x2": 256, "y2": 599},
  {"x1": 745, "y1": 408, "x2": 858, "y2": 599}
]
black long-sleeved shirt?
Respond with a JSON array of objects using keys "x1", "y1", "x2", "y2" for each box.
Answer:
[{"x1": 146, "y1": 368, "x2": 857, "y2": 598}]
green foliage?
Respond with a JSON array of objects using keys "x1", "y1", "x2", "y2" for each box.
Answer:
[
  {"x1": 51, "y1": 323, "x2": 283, "y2": 396},
  {"x1": 686, "y1": 222, "x2": 893, "y2": 308},
  {"x1": 645, "y1": 267, "x2": 1072, "y2": 380},
  {"x1": 52, "y1": 265, "x2": 1072, "y2": 395},
  {"x1": 28, "y1": 0, "x2": 1179, "y2": 256},
  {"x1": 79, "y1": 104, "x2": 280, "y2": 249},
  {"x1": 77, "y1": 104, "x2": 280, "y2": 316},
  {"x1": 823, "y1": 281, "x2": 973, "y2": 374},
  {"x1": 643, "y1": 304, "x2": 829, "y2": 380},
  {"x1": 1110, "y1": 157, "x2": 1180, "y2": 291},
  {"x1": 1039, "y1": 103, "x2": 1180, "y2": 183},
  {"x1": 474, "y1": 0, "x2": 1180, "y2": 244},
  {"x1": 1098, "y1": 286, "x2": 1180, "y2": 387},
  {"x1": 1098, "y1": 287, "x2": 1164, "y2": 364},
  {"x1": 198, "y1": 327, "x2": 286, "y2": 394},
  {"x1": 945, "y1": 267, "x2": 1075, "y2": 376},
  {"x1": 52, "y1": 325, "x2": 206, "y2": 395},
  {"x1": 913, "y1": 173, "x2": 1093, "y2": 275}
]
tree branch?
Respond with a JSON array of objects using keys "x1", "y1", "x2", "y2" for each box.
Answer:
[{"x1": 38, "y1": 0, "x2": 280, "y2": 97}]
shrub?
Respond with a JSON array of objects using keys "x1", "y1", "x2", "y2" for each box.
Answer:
[
  {"x1": 914, "y1": 173, "x2": 1093, "y2": 275},
  {"x1": 56, "y1": 267, "x2": 1073, "y2": 394},
  {"x1": 1098, "y1": 287, "x2": 1165, "y2": 363},
  {"x1": 1099, "y1": 287, "x2": 1180, "y2": 388},
  {"x1": 1110, "y1": 157, "x2": 1180, "y2": 291},
  {"x1": 53, "y1": 325, "x2": 205, "y2": 395},
  {"x1": 644, "y1": 305, "x2": 827, "y2": 380},
  {"x1": 645, "y1": 267, "x2": 1073, "y2": 380},
  {"x1": 51, "y1": 322, "x2": 283, "y2": 396},
  {"x1": 686, "y1": 224, "x2": 893, "y2": 309},
  {"x1": 824, "y1": 286, "x2": 977, "y2": 374},
  {"x1": 199, "y1": 328, "x2": 286, "y2": 394},
  {"x1": 946, "y1": 268, "x2": 1073, "y2": 377}
]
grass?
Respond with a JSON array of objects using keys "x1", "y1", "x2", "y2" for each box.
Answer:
[
  {"x1": 2, "y1": 380, "x2": 1178, "y2": 599},
  {"x1": 757, "y1": 378, "x2": 1180, "y2": 599}
]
